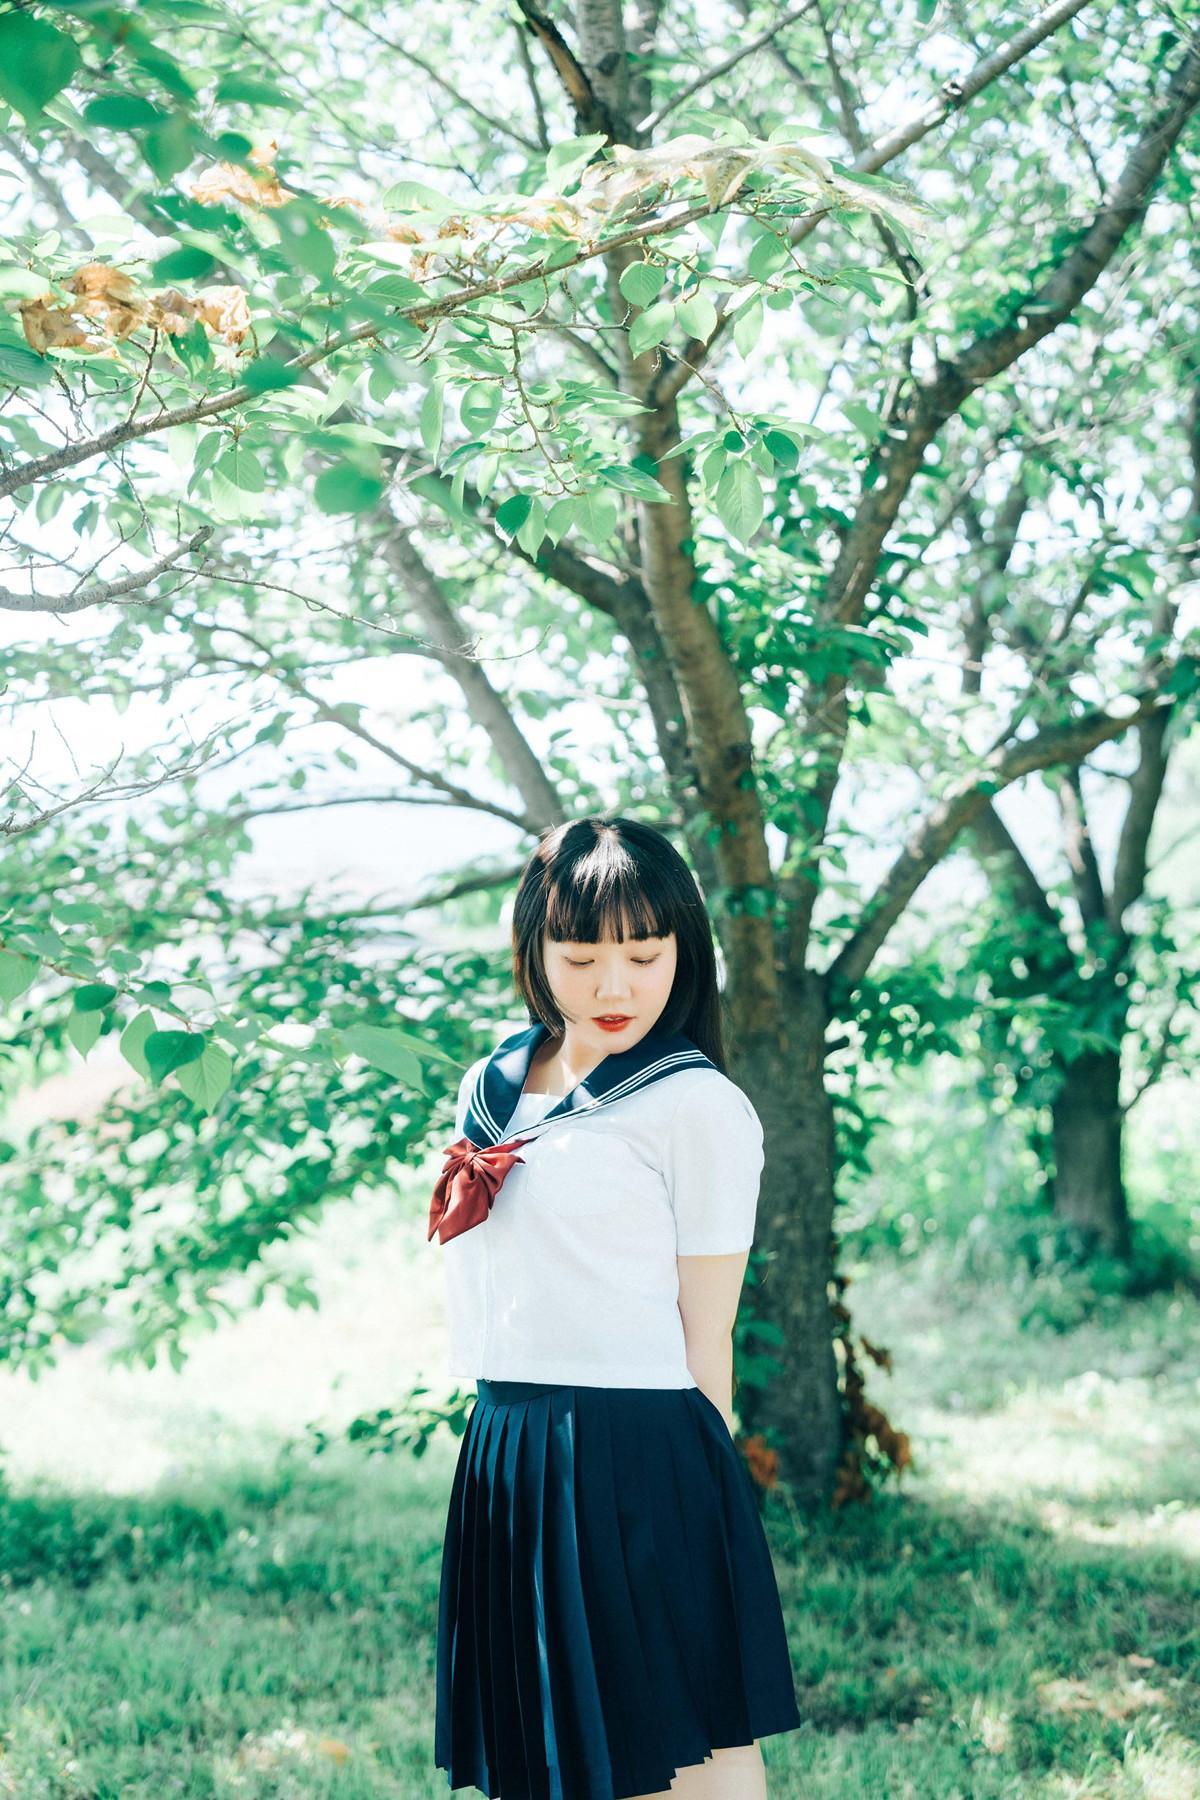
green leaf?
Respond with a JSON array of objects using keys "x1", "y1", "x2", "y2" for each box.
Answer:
[
  {"x1": 212, "y1": 448, "x2": 268, "y2": 522},
  {"x1": 175, "y1": 1041, "x2": 234, "y2": 1113},
  {"x1": 677, "y1": 293, "x2": 718, "y2": 340},
  {"x1": 408, "y1": 471, "x2": 471, "y2": 526},
  {"x1": 0, "y1": 950, "x2": 38, "y2": 1006},
  {"x1": 167, "y1": 316, "x2": 212, "y2": 379},
  {"x1": 314, "y1": 461, "x2": 385, "y2": 513},
  {"x1": 380, "y1": 1023, "x2": 461, "y2": 1065},
  {"x1": 144, "y1": 1029, "x2": 206, "y2": 1085},
  {"x1": 763, "y1": 429, "x2": 800, "y2": 469},
  {"x1": 843, "y1": 400, "x2": 885, "y2": 443},
  {"x1": 694, "y1": 212, "x2": 729, "y2": 252},
  {"x1": 459, "y1": 382, "x2": 502, "y2": 435},
  {"x1": 129, "y1": 38, "x2": 200, "y2": 101},
  {"x1": 150, "y1": 244, "x2": 217, "y2": 283},
  {"x1": 597, "y1": 461, "x2": 671, "y2": 503},
  {"x1": 494, "y1": 493, "x2": 532, "y2": 538},
  {"x1": 66, "y1": 1009, "x2": 103, "y2": 1056},
  {"x1": 341, "y1": 1024, "x2": 424, "y2": 1084},
  {"x1": 74, "y1": 982, "x2": 118, "y2": 1013},
  {"x1": 0, "y1": 341, "x2": 52, "y2": 388},
  {"x1": 733, "y1": 297, "x2": 763, "y2": 357},
  {"x1": 715, "y1": 460, "x2": 764, "y2": 546},
  {"x1": 0, "y1": 12, "x2": 82, "y2": 123},
  {"x1": 574, "y1": 489, "x2": 618, "y2": 545},
  {"x1": 546, "y1": 133, "x2": 607, "y2": 183},
  {"x1": 273, "y1": 202, "x2": 337, "y2": 282},
  {"x1": 420, "y1": 382, "x2": 444, "y2": 462},
  {"x1": 82, "y1": 94, "x2": 163, "y2": 131},
  {"x1": 382, "y1": 179, "x2": 453, "y2": 215},
  {"x1": 515, "y1": 496, "x2": 548, "y2": 557},
  {"x1": 746, "y1": 231, "x2": 790, "y2": 282},
  {"x1": 361, "y1": 271, "x2": 427, "y2": 305},
  {"x1": 473, "y1": 453, "x2": 498, "y2": 500},
  {"x1": 0, "y1": 266, "x2": 51, "y2": 299},
  {"x1": 119, "y1": 1008, "x2": 156, "y2": 1080},
  {"x1": 628, "y1": 301, "x2": 674, "y2": 357},
  {"x1": 10, "y1": 927, "x2": 63, "y2": 959},
  {"x1": 140, "y1": 112, "x2": 196, "y2": 182},
  {"x1": 618, "y1": 262, "x2": 665, "y2": 308},
  {"x1": 241, "y1": 357, "x2": 305, "y2": 393},
  {"x1": 214, "y1": 74, "x2": 298, "y2": 109}
]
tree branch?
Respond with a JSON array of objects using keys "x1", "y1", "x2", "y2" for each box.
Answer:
[
  {"x1": 638, "y1": 1, "x2": 818, "y2": 135},
  {"x1": 515, "y1": 0, "x2": 619, "y2": 137},
  {"x1": 326, "y1": 0, "x2": 543, "y2": 153},
  {"x1": 968, "y1": 802, "x2": 1064, "y2": 935},
  {"x1": 825, "y1": 692, "x2": 1171, "y2": 1001},
  {"x1": 782, "y1": 24, "x2": 1200, "y2": 968},
  {"x1": 374, "y1": 515, "x2": 565, "y2": 828},
  {"x1": 204, "y1": 625, "x2": 539, "y2": 832},
  {"x1": 1110, "y1": 368, "x2": 1198, "y2": 921},
  {"x1": 0, "y1": 528, "x2": 213, "y2": 614},
  {"x1": 376, "y1": 454, "x2": 716, "y2": 885},
  {"x1": 1057, "y1": 765, "x2": 1108, "y2": 926},
  {"x1": 0, "y1": 192, "x2": 728, "y2": 502},
  {"x1": 655, "y1": 0, "x2": 1095, "y2": 407}
]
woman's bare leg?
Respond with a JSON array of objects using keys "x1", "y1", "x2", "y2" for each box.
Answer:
[{"x1": 625, "y1": 1737, "x2": 768, "y2": 1798}]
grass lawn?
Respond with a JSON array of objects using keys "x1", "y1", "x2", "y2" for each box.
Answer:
[{"x1": 1, "y1": 1186, "x2": 1197, "y2": 1798}]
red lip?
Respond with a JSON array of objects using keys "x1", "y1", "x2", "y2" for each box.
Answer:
[{"x1": 594, "y1": 1015, "x2": 633, "y2": 1028}]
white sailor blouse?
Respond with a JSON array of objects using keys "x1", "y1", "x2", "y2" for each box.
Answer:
[{"x1": 428, "y1": 1019, "x2": 765, "y2": 1389}]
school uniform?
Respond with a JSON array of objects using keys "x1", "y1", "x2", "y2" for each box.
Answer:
[{"x1": 430, "y1": 1017, "x2": 803, "y2": 1799}]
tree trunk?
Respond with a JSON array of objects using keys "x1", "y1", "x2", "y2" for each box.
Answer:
[
  {"x1": 1050, "y1": 1047, "x2": 1130, "y2": 1257},
  {"x1": 735, "y1": 972, "x2": 843, "y2": 1509}
]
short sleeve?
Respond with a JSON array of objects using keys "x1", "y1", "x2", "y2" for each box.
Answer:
[
  {"x1": 453, "y1": 1056, "x2": 487, "y2": 1137},
  {"x1": 662, "y1": 1076, "x2": 764, "y2": 1254}
]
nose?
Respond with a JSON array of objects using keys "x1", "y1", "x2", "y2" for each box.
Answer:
[{"x1": 595, "y1": 961, "x2": 634, "y2": 1004}]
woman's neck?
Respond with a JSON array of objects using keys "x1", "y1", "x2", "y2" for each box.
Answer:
[{"x1": 524, "y1": 1032, "x2": 605, "y2": 1096}]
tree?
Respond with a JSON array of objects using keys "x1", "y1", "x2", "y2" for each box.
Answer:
[{"x1": 2, "y1": 2, "x2": 1197, "y2": 1508}]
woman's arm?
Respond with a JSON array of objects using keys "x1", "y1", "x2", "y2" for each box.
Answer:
[{"x1": 676, "y1": 1248, "x2": 751, "y2": 1434}]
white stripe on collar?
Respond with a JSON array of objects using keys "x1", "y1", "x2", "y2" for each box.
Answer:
[{"x1": 464, "y1": 1020, "x2": 715, "y2": 1147}]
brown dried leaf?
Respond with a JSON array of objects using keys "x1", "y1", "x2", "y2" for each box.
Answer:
[
  {"x1": 18, "y1": 261, "x2": 148, "y2": 353},
  {"x1": 736, "y1": 1431, "x2": 780, "y2": 1491},
  {"x1": 193, "y1": 284, "x2": 252, "y2": 345},
  {"x1": 19, "y1": 299, "x2": 96, "y2": 352},
  {"x1": 191, "y1": 142, "x2": 286, "y2": 209},
  {"x1": 145, "y1": 287, "x2": 201, "y2": 336}
]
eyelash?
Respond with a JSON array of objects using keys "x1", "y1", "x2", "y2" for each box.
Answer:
[{"x1": 566, "y1": 956, "x2": 659, "y2": 967}]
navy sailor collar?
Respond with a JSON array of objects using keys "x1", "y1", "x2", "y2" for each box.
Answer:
[{"x1": 462, "y1": 1018, "x2": 717, "y2": 1148}]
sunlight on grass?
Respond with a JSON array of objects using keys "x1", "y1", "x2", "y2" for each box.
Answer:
[
  {"x1": 0, "y1": 1183, "x2": 448, "y2": 1496},
  {"x1": 2, "y1": 1186, "x2": 1197, "y2": 1797}
]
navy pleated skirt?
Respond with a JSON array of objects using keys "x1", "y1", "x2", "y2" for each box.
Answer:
[{"x1": 434, "y1": 1378, "x2": 803, "y2": 1799}]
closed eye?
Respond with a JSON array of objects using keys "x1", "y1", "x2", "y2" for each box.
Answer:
[{"x1": 566, "y1": 957, "x2": 659, "y2": 966}]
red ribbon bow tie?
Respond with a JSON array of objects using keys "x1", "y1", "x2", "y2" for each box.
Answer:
[{"x1": 428, "y1": 1134, "x2": 536, "y2": 1246}]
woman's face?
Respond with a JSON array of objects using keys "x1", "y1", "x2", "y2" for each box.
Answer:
[{"x1": 543, "y1": 920, "x2": 678, "y2": 1056}]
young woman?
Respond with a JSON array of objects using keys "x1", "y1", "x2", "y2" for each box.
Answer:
[{"x1": 429, "y1": 816, "x2": 802, "y2": 1799}]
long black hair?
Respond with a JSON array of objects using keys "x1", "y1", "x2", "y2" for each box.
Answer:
[{"x1": 511, "y1": 816, "x2": 728, "y2": 1073}]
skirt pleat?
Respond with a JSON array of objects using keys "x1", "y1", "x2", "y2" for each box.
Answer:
[
  {"x1": 503, "y1": 1404, "x2": 544, "y2": 1793},
  {"x1": 434, "y1": 1381, "x2": 803, "y2": 1800}
]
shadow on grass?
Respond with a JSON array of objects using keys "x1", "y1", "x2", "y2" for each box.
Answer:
[{"x1": 1, "y1": 1398, "x2": 1197, "y2": 1799}]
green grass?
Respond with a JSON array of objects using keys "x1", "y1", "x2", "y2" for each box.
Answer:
[{"x1": 1, "y1": 1200, "x2": 1197, "y2": 1798}]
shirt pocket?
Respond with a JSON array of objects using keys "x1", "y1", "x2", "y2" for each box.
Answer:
[{"x1": 523, "y1": 1122, "x2": 649, "y2": 1215}]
